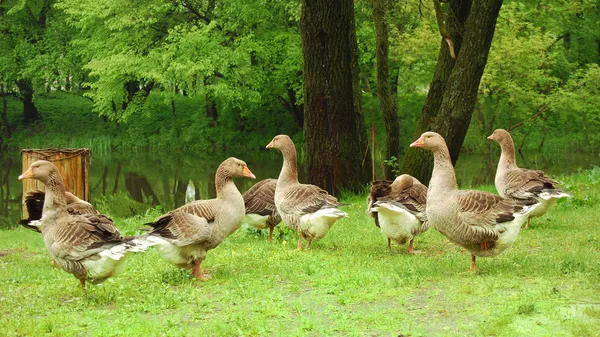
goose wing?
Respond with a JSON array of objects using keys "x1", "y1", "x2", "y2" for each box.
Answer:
[
  {"x1": 243, "y1": 179, "x2": 278, "y2": 217},
  {"x1": 20, "y1": 191, "x2": 98, "y2": 231},
  {"x1": 65, "y1": 192, "x2": 99, "y2": 216},
  {"x1": 278, "y1": 184, "x2": 341, "y2": 216},
  {"x1": 389, "y1": 182, "x2": 428, "y2": 214},
  {"x1": 19, "y1": 191, "x2": 45, "y2": 232},
  {"x1": 503, "y1": 168, "x2": 560, "y2": 200},
  {"x1": 148, "y1": 200, "x2": 217, "y2": 246},
  {"x1": 455, "y1": 190, "x2": 524, "y2": 242},
  {"x1": 50, "y1": 214, "x2": 124, "y2": 260}
]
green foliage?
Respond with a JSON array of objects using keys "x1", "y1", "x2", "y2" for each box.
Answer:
[
  {"x1": 383, "y1": 155, "x2": 402, "y2": 177},
  {"x1": 3, "y1": 91, "x2": 299, "y2": 152},
  {"x1": 0, "y1": 0, "x2": 81, "y2": 93},
  {"x1": 557, "y1": 166, "x2": 600, "y2": 208},
  {"x1": 54, "y1": 0, "x2": 304, "y2": 124},
  {"x1": 466, "y1": 0, "x2": 600, "y2": 153},
  {"x1": 2, "y1": 0, "x2": 600, "y2": 156},
  {"x1": 93, "y1": 191, "x2": 151, "y2": 219}
]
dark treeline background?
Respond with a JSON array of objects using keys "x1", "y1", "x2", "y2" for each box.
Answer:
[{"x1": 1, "y1": 0, "x2": 599, "y2": 190}]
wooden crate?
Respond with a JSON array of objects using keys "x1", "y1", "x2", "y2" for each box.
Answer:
[{"x1": 21, "y1": 148, "x2": 90, "y2": 217}]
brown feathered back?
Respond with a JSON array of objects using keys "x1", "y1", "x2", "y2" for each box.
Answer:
[
  {"x1": 366, "y1": 180, "x2": 392, "y2": 227},
  {"x1": 19, "y1": 190, "x2": 98, "y2": 232},
  {"x1": 243, "y1": 178, "x2": 281, "y2": 226}
]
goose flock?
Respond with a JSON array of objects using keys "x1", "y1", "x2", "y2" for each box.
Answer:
[{"x1": 17, "y1": 129, "x2": 569, "y2": 291}]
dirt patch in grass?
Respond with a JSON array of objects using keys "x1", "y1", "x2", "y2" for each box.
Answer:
[{"x1": 0, "y1": 248, "x2": 24, "y2": 257}]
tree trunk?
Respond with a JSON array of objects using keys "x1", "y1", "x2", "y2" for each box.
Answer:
[
  {"x1": 301, "y1": 0, "x2": 371, "y2": 195},
  {"x1": 173, "y1": 178, "x2": 187, "y2": 208},
  {"x1": 114, "y1": 81, "x2": 154, "y2": 123},
  {"x1": 287, "y1": 87, "x2": 304, "y2": 129},
  {"x1": 112, "y1": 163, "x2": 121, "y2": 194},
  {"x1": 373, "y1": 0, "x2": 400, "y2": 180},
  {"x1": 204, "y1": 76, "x2": 217, "y2": 127},
  {"x1": 402, "y1": 0, "x2": 502, "y2": 183},
  {"x1": 206, "y1": 93, "x2": 217, "y2": 127},
  {"x1": 16, "y1": 80, "x2": 39, "y2": 123},
  {"x1": 1, "y1": 85, "x2": 11, "y2": 137}
]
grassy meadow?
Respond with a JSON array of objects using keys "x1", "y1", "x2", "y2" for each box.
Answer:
[{"x1": 1, "y1": 171, "x2": 599, "y2": 337}]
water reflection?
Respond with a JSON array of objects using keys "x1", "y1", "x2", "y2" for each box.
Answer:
[
  {"x1": 0, "y1": 149, "x2": 596, "y2": 229},
  {"x1": 0, "y1": 156, "x2": 21, "y2": 227}
]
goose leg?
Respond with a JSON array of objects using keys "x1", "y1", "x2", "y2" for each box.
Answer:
[
  {"x1": 192, "y1": 260, "x2": 210, "y2": 281},
  {"x1": 525, "y1": 218, "x2": 531, "y2": 229},
  {"x1": 407, "y1": 239, "x2": 415, "y2": 254},
  {"x1": 268, "y1": 226, "x2": 274, "y2": 242},
  {"x1": 79, "y1": 277, "x2": 86, "y2": 294},
  {"x1": 387, "y1": 238, "x2": 391, "y2": 252},
  {"x1": 296, "y1": 232, "x2": 304, "y2": 251},
  {"x1": 306, "y1": 240, "x2": 312, "y2": 249},
  {"x1": 470, "y1": 254, "x2": 477, "y2": 272},
  {"x1": 79, "y1": 266, "x2": 87, "y2": 294}
]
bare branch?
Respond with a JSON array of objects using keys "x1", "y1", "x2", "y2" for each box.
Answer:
[
  {"x1": 508, "y1": 104, "x2": 549, "y2": 132},
  {"x1": 432, "y1": 0, "x2": 456, "y2": 59},
  {"x1": 180, "y1": 0, "x2": 211, "y2": 24}
]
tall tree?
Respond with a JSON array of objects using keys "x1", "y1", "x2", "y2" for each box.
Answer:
[
  {"x1": 58, "y1": 0, "x2": 303, "y2": 128},
  {"x1": 1, "y1": 0, "x2": 80, "y2": 124},
  {"x1": 301, "y1": 0, "x2": 371, "y2": 194},
  {"x1": 402, "y1": 0, "x2": 503, "y2": 182},
  {"x1": 373, "y1": 0, "x2": 399, "y2": 180},
  {"x1": 0, "y1": 0, "x2": 50, "y2": 123},
  {"x1": 16, "y1": 80, "x2": 39, "y2": 123}
]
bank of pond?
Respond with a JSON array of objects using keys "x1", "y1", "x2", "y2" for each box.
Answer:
[{"x1": 9, "y1": 130, "x2": 597, "y2": 293}]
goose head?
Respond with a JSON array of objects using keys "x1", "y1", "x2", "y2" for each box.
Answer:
[
  {"x1": 409, "y1": 132, "x2": 447, "y2": 152},
  {"x1": 18, "y1": 160, "x2": 59, "y2": 184},
  {"x1": 265, "y1": 135, "x2": 294, "y2": 151},
  {"x1": 487, "y1": 129, "x2": 513, "y2": 145},
  {"x1": 219, "y1": 157, "x2": 256, "y2": 179}
]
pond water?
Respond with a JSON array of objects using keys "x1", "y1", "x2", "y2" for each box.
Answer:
[{"x1": 0, "y1": 148, "x2": 597, "y2": 229}]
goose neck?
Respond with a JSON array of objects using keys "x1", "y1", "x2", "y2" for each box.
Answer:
[
  {"x1": 498, "y1": 138, "x2": 518, "y2": 170},
  {"x1": 279, "y1": 144, "x2": 298, "y2": 185},
  {"x1": 429, "y1": 146, "x2": 457, "y2": 194},
  {"x1": 42, "y1": 172, "x2": 68, "y2": 216},
  {"x1": 215, "y1": 167, "x2": 236, "y2": 200}
]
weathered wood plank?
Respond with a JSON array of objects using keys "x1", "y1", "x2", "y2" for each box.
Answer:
[{"x1": 21, "y1": 148, "x2": 90, "y2": 218}]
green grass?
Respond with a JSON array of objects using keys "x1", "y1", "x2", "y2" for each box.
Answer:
[{"x1": 1, "y1": 176, "x2": 599, "y2": 336}]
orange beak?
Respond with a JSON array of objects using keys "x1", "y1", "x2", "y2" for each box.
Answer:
[
  {"x1": 409, "y1": 137, "x2": 425, "y2": 148},
  {"x1": 242, "y1": 166, "x2": 256, "y2": 179},
  {"x1": 486, "y1": 134, "x2": 494, "y2": 140},
  {"x1": 18, "y1": 167, "x2": 34, "y2": 180},
  {"x1": 265, "y1": 140, "x2": 274, "y2": 149}
]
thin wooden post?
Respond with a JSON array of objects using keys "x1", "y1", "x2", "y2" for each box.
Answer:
[{"x1": 21, "y1": 148, "x2": 90, "y2": 218}]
